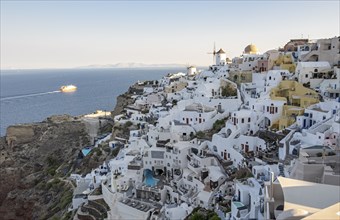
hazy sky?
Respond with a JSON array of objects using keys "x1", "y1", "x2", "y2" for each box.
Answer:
[{"x1": 1, "y1": 1, "x2": 339, "y2": 69}]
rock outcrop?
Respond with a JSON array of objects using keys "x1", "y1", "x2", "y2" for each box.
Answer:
[
  {"x1": 6, "y1": 125, "x2": 35, "y2": 146},
  {"x1": 0, "y1": 115, "x2": 90, "y2": 219},
  {"x1": 0, "y1": 84, "x2": 137, "y2": 219}
]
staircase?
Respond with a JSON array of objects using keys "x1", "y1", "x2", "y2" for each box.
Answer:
[
  {"x1": 278, "y1": 163, "x2": 285, "y2": 177},
  {"x1": 256, "y1": 114, "x2": 265, "y2": 128},
  {"x1": 301, "y1": 50, "x2": 319, "y2": 62},
  {"x1": 206, "y1": 152, "x2": 232, "y2": 176},
  {"x1": 78, "y1": 199, "x2": 110, "y2": 220}
]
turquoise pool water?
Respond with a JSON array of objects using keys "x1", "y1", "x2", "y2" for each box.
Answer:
[
  {"x1": 82, "y1": 148, "x2": 92, "y2": 156},
  {"x1": 233, "y1": 201, "x2": 246, "y2": 208},
  {"x1": 144, "y1": 169, "x2": 159, "y2": 187}
]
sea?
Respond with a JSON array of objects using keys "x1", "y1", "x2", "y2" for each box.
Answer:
[{"x1": 0, "y1": 68, "x2": 185, "y2": 136}]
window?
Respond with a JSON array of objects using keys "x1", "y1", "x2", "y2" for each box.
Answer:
[
  {"x1": 248, "y1": 118, "x2": 251, "y2": 122},
  {"x1": 305, "y1": 74, "x2": 308, "y2": 78},
  {"x1": 275, "y1": 107, "x2": 278, "y2": 113},
  {"x1": 213, "y1": 146, "x2": 218, "y2": 152},
  {"x1": 242, "y1": 118, "x2": 244, "y2": 123}
]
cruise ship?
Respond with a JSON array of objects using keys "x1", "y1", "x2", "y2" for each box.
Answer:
[{"x1": 60, "y1": 85, "x2": 77, "y2": 92}]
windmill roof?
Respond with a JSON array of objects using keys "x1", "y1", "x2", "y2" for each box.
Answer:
[{"x1": 216, "y1": 48, "x2": 226, "y2": 54}]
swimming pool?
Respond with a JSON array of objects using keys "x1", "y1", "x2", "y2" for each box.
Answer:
[
  {"x1": 82, "y1": 148, "x2": 92, "y2": 156},
  {"x1": 144, "y1": 169, "x2": 159, "y2": 187},
  {"x1": 233, "y1": 201, "x2": 246, "y2": 208}
]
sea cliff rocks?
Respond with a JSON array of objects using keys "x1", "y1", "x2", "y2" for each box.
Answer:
[{"x1": 0, "y1": 115, "x2": 90, "y2": 219}]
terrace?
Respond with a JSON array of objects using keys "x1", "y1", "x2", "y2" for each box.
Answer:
[{"x1": 119, "y1": 198, "x2": 156, "y2": 212}]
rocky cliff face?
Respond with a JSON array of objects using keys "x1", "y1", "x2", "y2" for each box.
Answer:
[
  {"x1": 111, "y1": 92, "x2": 134, "y2": 117},
  {"x1": 0, "y1": 85, "x2": 137, "y2": 219},
  {"x1": 0, "y1": 115, "x2": 90, "y2": 220}
]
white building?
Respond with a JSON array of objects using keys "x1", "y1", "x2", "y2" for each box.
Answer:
[
  {"x1": 232, "y1": 178, "x2": 264, "y2": 220},
  {"x1": 296, "y1": 61, "x2": 331, "y2": 87}
]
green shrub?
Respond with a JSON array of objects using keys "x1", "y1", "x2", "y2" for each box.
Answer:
[
  {"x1": 124, "y1": 121, "x2": 133, "y2": 127},
  {"x1": 111, "y1": 147, "x2": 120, "y2": 157},
  {"x1": 61, "y1": 211, "x2": 73, "y2": 220},
  {"x1": 59, "y1": 191, "x2": 73, "y2": 209},
  {"x1": 46, "y1": 155, "x2": 58, "y2": 167},
  {"x1": 210, "y1": 215, "x2": 221, "y2": 220},
  {"x1": 190, "y1": 212, "x2": 205, "y2": 220},
  {"x1": 221, "y1": 84, "x2": 237, "y2": 97},
  {"x1": 103, "y1": 146, "x2": 111, "y2": 153},
  {"x1": 196, "y1": 131, "x2": 205, "y2": 139},
  {"x1": 47, "y1": 167, "x2": 56, "y2": 176}
]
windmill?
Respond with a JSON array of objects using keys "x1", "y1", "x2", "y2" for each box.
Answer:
[{"x1": 207, "y1": 42, "x2": 216, "y2": 65}]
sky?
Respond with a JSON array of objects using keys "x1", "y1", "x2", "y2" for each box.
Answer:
[{"x1": 1, "y1": 0, "x2": 339, "y2": 69}]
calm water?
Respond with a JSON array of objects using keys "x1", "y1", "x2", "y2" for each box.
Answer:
[{"x1": 0, "y1": 68, "x2": 185, "y2": 136}]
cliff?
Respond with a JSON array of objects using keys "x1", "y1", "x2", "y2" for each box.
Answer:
[
  {"x1": 0, "y1": 115, "x2": 90, "y2": 219},
  {"x1": 0, "y1": 83, "x2": 138, "y2": 219}
]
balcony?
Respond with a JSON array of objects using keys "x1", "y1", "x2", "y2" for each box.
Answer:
[{"x1": 188, "y1": 162, "x2": 201, "y2": 174}]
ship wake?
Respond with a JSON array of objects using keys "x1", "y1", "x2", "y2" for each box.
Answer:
[{"x1": 0, "y1": 90, "x2": 61, "y2": 101}]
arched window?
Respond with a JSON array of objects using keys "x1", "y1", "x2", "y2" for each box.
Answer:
[{"x1": 213, "y1": 146, "x2": 218, "y2": 152}]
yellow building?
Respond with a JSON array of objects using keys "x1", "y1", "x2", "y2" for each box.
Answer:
[
  {"x1": 274, "y1": 54, "x2": 296, "y2": 73},
  {"x1": 270, "y1": 80, "x2": 319, "y2": 130},
  {"x1": 277, "y1": 105, "x2": 305, "y2": 130}
]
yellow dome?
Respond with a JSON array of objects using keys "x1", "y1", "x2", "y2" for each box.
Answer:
[{"x1": 244, "y1": 44, "x2": 258, "y2": 54}]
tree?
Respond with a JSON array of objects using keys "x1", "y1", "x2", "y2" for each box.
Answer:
[
  {"x1": 210, "y1": 215, "x2": 221, "y2": 220},
  {"x1": 190, "y1": 212, "x2": 205, "y2": 220}
]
